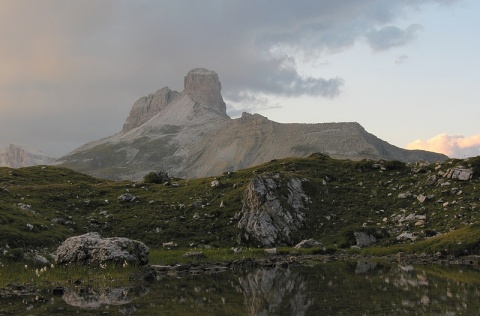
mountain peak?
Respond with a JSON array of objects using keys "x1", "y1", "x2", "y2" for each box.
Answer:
[
  {"x1": 122, "y1": 68, "x2": 228, "y2": 132},
  {"x1": 0, "y1": 144, "x2": 55, "y2": 168},
  {"x1": 184, "y1": 68, "x2": 227, "y2": 117}
]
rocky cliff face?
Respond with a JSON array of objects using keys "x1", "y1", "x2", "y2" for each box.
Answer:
[
  {"x1": 122, "y1": 87, "x2": 182, "y2": 132},
  {"x1": 0, "y1": 144, "x2": 55, "y2": 168},
  {"x1": 184, "y1": 68, "x2": 227, "y2": 116},
  {"x1": 56, "y1": 68, "x2": 448, "y2": 180},
  {"x1": 122, "y1": 68, "x2": 227, "y2": 132},
  {"x1": 236, "y1": 175, "x2": 311, "y2": 247}
]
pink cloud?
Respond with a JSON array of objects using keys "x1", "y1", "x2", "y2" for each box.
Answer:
[{"x1": 406, "y1": 133, "x2": 480, "y2": 158}]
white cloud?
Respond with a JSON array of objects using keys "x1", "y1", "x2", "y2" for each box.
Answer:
[{"x1": 406, "y1": 133, "x2": 480, "y2": 158}]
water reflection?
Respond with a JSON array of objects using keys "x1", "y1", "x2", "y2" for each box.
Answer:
[
  {"x1": 2, "y1": 261, "x2": 480, "y2": 315},
  {"x1": 238, "y1": 268, "x2": 312, "y2": 316},
  {"x1": 62, "y1": 285, "x2": 148, "y2": 308}
]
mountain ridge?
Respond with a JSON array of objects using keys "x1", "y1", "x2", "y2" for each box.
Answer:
[
  {"x1": 55, "y1": 68, "x2": 447, "y2": 180},
  {"x1": 0, "y1": 144, "x2": 56, "y2": 168}
]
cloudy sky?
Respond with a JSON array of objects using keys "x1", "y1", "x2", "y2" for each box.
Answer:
[{"x1": 0, "y1": 0, "x2": 479, "y2": 158}]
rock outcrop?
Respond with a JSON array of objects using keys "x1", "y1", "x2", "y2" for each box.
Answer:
[
  {"x1": 56, "y1": 68, "x2": 448, "y2": 180},
  {"x1": 184, "y1": 68, "x2": 227, "y2": 116},
  {"x1": 0, "y1": 144, "x2": 55, "y2": 168},
  {"x1": 444, "y1": 167, "x2": 473, "y2": 181},
  {"x1": 354, "y1": 232, "x2": 377, "y2": 248},
  {"x1": 236, "y1": 176, "x2": 310, "y2": 247},
  {"x1": 122, "y1": 87, "x2": 182, "y2": 132},
  {"x1": 55, "y1": 232, "x2": 149, "y2": 265}
]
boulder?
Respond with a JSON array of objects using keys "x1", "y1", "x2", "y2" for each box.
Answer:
[
  {"x1": 24, "y1": 253, "x2": 50, "y2": 266},
  {"x1": 425, "y1": 175, "x2": 437, "y2": 186},
  {"x1": 236, "y1": 176, "x2": 310, "y2": 247},
  {"x1": 354, "y1": 232, "x2": 376, "y2": 248},
  {"x1": 55, "y1": 232, "x2": 149, "y2": 265},
  {"x1": 264, "y1": 248, "x2": 277, "y2": 255},
  {"x1": 182, "y1": 251, "x2": 206, "y2": 258},
  {"x1": 397, "y1": 192, "x2": 412, "y2": 199},
  {"x1": 396, "y1": 232, "x2": 416, "y2": 241},
  {"x1": 118, "y1": 193, "x2": 136, "y2": 203},
  {"x1": 417, "y1": 194, "x2": 426, "y2": 203},
  {"x1": 444, "y1": 167, "x2": 473, "y2": 181}
]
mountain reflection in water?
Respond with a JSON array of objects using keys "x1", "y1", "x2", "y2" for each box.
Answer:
[{"x1": 2, "y1": 261, "x2": 480, "y2": 315}]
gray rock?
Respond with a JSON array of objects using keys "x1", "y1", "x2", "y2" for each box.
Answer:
[
  {"x1": 445, "y1": 167, "x2": 473, "y2": 181},
  {"x1": 396, "y1": 232, "x2": 416, "y2": 241},
  {"x1": 118, "y1": 193, "x2": 136, "y2": 203},
  {"x1": 425, "y1": 175, "x2": 437, "y2": 186},
  {"x1": 230, "y1": 247, "x2": 243, "y2": 253},
  {"x1": 294, "y1": 239, "x2": 324, "y2": 249},
  {"x1": 355, "y1": 261, "x2": 378, "y2": 273},
  {"x1": 397, "y1": 192, "x2": 412, "y2": 199},
  {"x1": 237, "y1": 176, "x2": 309, "y2": 247},
  {"x1": 417, "y1": 194, "x2": 426, "y2": 203},
  {"x1": 354, "y1": 232, "x2": 377, "y2": 248},
  {"x1": 55, "y1": 232, "x2": 149, "y2": 265},
  {"x1": 182, "y1": 251, "x2": 206, "y2": 258},
  {"x1": 24, "y1": 253, "x2": 50, "y2": 266},
  {"x1": 264, "y1": 248, "x2": 277, "y2": 255}
]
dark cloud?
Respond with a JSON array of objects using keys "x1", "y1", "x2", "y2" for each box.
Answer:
[
  {"x1": 0, "y1": 0, "x2": 461, "y2": 155},
  {"x1": 366, "y1": 24, "x2": 423, "y2": 51}
]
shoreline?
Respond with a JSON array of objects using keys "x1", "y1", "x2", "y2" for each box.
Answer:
[
  {"x1": 2, "y1": 252, "x2": 480, "y2": 299},
  {"x1": 135, "y1": 252, "x2": 480, "y2": 280}
]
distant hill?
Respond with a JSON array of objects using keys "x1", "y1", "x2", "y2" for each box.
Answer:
[
  {"x1": 55, "y1": 68, "x2": 447, "y2": 180},
  {"x1": 0, "y1": 144, "x2": 55, "y2": 168}
]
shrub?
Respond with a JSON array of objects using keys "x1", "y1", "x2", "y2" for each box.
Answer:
[
  {"x1": 383, "y1": 160, "x2": 406, "y2": 171},
  {"x1": 355, "y1": 159, "x2": 373, "y2": 172},
  {"x1": 143, "y1": 171, "x2": 170, "y2": 184},
  {"x1": 5, "y1": 248, "x2": 24, "y2": 262},
  {"x1": 468, "y1": 156, "x2": 480, "y2": 176}
]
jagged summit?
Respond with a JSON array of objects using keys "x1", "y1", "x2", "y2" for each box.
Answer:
[
  {"x1": 184, "y1": 68, "x2": 227, "y2": 116},
  {"x1": 0, "y1": 144, "x2": 55, "y2": 168},
  {"x1": 122, "y1": 68, "x2": 227, "y2": 132},
  {"x1": 57, "y1": 68, "x2": 448, "y2": 180}
]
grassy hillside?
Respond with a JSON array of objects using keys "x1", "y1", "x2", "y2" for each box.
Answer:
[{"x1": 1, "y1": 155, "x2": 479, "y2": 255}]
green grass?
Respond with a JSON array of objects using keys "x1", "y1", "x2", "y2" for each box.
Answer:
[
  {"x1": 358, "y1": 224, "x2": 480, "y2": 256},
  {"x1": 1, "y1": 155, "x2": 479, "y2": 256},
  {"x1": 0, "y1": 261, "x2": 136, "y2": 288}
]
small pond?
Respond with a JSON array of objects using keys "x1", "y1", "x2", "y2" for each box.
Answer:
[{"x1": 1, "y1": 261, "x2": 480, "y2": 315}]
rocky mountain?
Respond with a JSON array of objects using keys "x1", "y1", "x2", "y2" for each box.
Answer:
[
  {"x1": 0, "y1": 144, "x2": 55, "y2": 168},
  {"x1": 56, "y1": 68, "x2": 447, "y2": 180}
]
